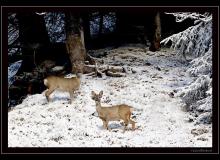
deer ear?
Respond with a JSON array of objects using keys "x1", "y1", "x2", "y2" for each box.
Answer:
[
  {"x1": 99, "y1": 90, "x2": 103, "y2": 97},
  {"x1": 91, "y1": 91, "x2": 95, "y2": 97}
]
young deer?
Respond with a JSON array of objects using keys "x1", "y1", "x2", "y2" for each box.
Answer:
[
  {"x1": 91, "y1": 91, "x2": 135, "y2": 132},
  {"x1": 44, "y1": 75, "x2": 80, "y2": 104}
]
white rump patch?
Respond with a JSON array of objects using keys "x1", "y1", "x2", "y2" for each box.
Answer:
[{"x1": 43, "y1": 79, "x2": 48, "y2": 86}]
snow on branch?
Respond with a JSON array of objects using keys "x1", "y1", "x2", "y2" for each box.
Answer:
[
  {"x1": 161, "y1": 12, "x2": 212, "y2": 58},
  {"x1": 165, "y1": 12, "x2": 212, "y2": 23},
  {"x1": 179, "y1": 75, "x2": 211, "y2": 106},
  {"x1": 187, "y1": 45, "x2": 212, "y2": 77},
  {"x1": 169, "y1": 12, "x2": 214, "y2": 124},
  {"x1": 44, "y1": 13, "x2": 66, "y2": 43},
  {"x1": 8, "y1": 13, "x2": 20, "y2": 55},
  {"x1": 178, "y1": 74, "x2": 212, "y2": 124},
  {"x1": 8, "y1": 60, "x2": 22, "y2": 87},
  {"x1": 36, "y1": 12, "x2": 46, "y2": 15}
]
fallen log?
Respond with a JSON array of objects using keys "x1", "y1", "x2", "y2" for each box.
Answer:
[
  {"x1": 84, "y1": 63, "x2": 127, "y2": 77},
  {"x1": 106, "y1": 71, "x2": 126, "y2": 77}
]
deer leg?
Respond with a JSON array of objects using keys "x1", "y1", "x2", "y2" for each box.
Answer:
[
  {"x1": 101, "y1": 119, "x2": 107, "y2": 130},
  {"x1": 102, "y1": 120, "x2": 110, "y2": 131},
  {"x1": 123, "y1": 120, "x2": 128, "y2": 133},
  {"x1": 128, "y1": 113, "x2": 136, "y2": 131},
  {"x1": 106, "y1": 120, "x2": 111, "y2": 131},
  {"x1": 69, "y1": 91, "x2": 74, "y2": 104},
  {"x1": 45, "y1": 88, "x2": 55, "y2": 102},
  {"x1": 123, "y1": 113, "x2": 130, "y2": 133},
  {"x1": 129, "y1": 119, "x2": 136, "y2": 131}
]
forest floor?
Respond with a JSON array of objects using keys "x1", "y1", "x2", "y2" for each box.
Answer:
[{"x1": 8, "y1": 44, "x2": 212, "y2": 147}]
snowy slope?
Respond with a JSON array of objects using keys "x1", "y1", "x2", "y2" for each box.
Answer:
[{"x1": 8, "y1": 45, "x2": 212, "y2": 147}]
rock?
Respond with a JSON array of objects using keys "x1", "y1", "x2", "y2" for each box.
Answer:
[
  {"x1": 131, "y1": 68, "x2": 137, "y2": 73},
  {"x1": 155, "y1": 66, "x2": 161, "y2": 71},
  {"x1": 145, "y1": 62, "x2": 151, "y2": 66},
  {"x1": 51, "y1": 66, "x2": 65, "y2": 72},
  {"x1": 197, "y1": 137, "x2": 208, "y2": 141},
  {"x1": 92, "y1": 112, "x2": 99, "y2": 117},
  {"x1": 191, "y1": 128, "x2": 209, "y2": 136},
  {"x1": 187, "y1": 115, "x2": 194, "y2": 122},
  {"x1": 168, "y1": 92, "x2": 174, "y2": 98}
]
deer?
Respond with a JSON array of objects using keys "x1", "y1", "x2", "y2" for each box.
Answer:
[
  {"x1": 43, "y1": 74, "x2": 80, "y2": 104},
  {"x1": 91, "y1": 90, "x2": 136, "y2": 133}
]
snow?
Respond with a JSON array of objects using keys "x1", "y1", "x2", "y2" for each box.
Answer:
[
  {"x1": 8, "y1": 45, "x2": 212, "y2": 147},
  {"x1": 187, "y1": 46, "x2": 212, "y2": 77}
]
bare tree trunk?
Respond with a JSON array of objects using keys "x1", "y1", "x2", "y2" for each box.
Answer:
[
  {"x1": 149, "y1": 12, "x2": 161, "y2": 52},
  {"x1": 65, "y1": 12, "x2": 86, "y2": 74},
  {"x1": 79, "y1": 17, "x2": 85, "y2": 49}
]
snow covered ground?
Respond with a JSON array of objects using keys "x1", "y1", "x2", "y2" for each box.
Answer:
[{"x1": 8, "y1": 45, "x2": 212, "y2": 147}]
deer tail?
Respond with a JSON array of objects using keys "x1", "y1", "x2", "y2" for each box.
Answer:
[{"x1": 43, "y1": 79, "x2": 48, "y2": 86}]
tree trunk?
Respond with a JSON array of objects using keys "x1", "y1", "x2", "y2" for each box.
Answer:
[
  {"x1": 65, "y1": 12, "x2": 87, "y2": 74},
  {"x1": 149, "y1": 12, "x2": 161, "y2": 52}
]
